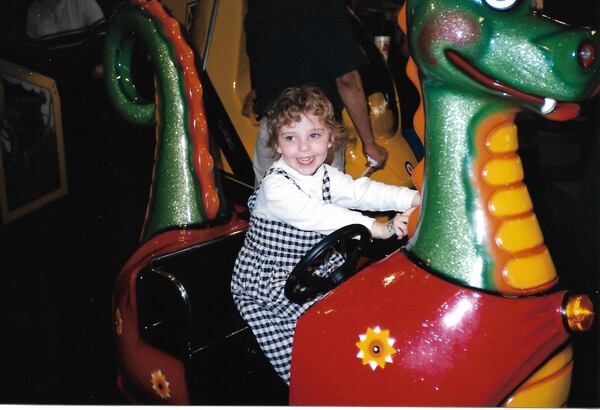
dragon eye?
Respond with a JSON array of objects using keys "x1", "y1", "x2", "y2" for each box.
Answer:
[{"x1": 483, "y1": 0, "x2": 519, "y2": 10}]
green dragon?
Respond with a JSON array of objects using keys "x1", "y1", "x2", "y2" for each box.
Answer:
[{"x1": 400, "y1": 0, "x2": 600, "y2": 295}]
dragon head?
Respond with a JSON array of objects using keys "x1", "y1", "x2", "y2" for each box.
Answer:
[{"x1": 403, "y1": 0, "x2": 600, "y2": 119}]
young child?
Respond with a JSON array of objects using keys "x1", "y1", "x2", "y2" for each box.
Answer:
[{"x1": 231, "y1": 86, "x2": 420, "y2": 384}]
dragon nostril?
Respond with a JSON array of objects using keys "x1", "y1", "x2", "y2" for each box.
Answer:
[{"x1": 578, "y1": 41, "x2": 595, "y2": 68}]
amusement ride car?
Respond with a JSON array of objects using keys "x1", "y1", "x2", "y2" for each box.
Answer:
[{"x1": 104, "y1": 0, "x2": 599, "y2": 405}]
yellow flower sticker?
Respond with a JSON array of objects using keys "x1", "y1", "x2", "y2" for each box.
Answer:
[
  {"x1": 150, "y1": 370, "x2": 171, "y2": 399},
  {"x1": 356, "y1": 326, "x2": 396, "y2": 370}
]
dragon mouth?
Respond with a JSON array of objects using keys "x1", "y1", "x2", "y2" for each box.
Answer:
[{"x1": 445, "y1": 50, "x2": 580, "y2": 121}]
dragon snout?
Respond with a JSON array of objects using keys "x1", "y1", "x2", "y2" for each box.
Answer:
[{"x1": 532, "y1": 27, "x2": 600, "y2": 101}]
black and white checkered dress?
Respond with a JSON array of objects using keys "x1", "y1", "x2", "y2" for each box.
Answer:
[{"x1": 231, "y1": 167, "x2": 344, "y2": 384}]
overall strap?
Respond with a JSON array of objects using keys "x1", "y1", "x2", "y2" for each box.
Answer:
[{"x1": 321, "y1": 168, "x2": 331, "y2": 203}]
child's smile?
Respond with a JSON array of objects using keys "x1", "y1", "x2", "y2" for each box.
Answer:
[{"x1": 276, "y1": 113, "x2": 333, "y2": 176}]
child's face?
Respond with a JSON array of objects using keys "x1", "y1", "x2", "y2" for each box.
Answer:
[{"x1": 276, "y1": 113, "x2": 333, "y2": 176}]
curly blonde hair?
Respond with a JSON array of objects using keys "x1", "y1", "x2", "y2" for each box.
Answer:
[{"x1": 265, "y1": 86, "x2": 346, "y2": 155}]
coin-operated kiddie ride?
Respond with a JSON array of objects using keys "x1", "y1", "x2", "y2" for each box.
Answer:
[{"x1": 105, "y1": 0, "x2": 598, "y2": 406}]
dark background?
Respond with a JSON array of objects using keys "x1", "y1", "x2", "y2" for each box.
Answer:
[{"x1": 0, "y1": 0, "x2": 599, "y2": 405}]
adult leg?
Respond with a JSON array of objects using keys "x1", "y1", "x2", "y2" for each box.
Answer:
[
  {"x1": 329, "y1": 140, "x2": 346, "y2": 172},
  {"x1": 252, "y1": 119, "x2": 278, "y2": 186}
]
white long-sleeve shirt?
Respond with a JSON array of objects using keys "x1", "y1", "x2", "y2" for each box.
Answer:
[{"x1": 253, "y1": 158, "x2": 418, "y2": 235}]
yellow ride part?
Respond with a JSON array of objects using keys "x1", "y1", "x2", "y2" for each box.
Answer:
[{"x1": 502, "y1": 345, "x2": 573, "y2": 407}]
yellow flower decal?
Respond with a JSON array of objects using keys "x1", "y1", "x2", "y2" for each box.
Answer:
[
  {"x1": 355, "y1": 326, "x2": 396, "y2": 370},
  {"x1": 150, "y1": 370, "x2": 171, "y2": 399},
  {"x1": 115, "y1": 308, "x2": 123, "y2": 336}
]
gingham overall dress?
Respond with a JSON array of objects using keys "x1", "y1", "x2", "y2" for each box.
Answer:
[{"x1": 231, "y1": 167, "x2": 344, "y2": 384}]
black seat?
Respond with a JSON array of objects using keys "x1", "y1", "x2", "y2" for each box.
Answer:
[{"x1": 136, "y1": 230, "x2": 288, "y2": 404}]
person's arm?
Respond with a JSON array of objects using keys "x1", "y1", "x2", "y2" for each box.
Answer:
[
  {"x1": 335, "y1": 70, "x2": 388, "y2": 167},
  {"x1": 256, "y1": 173, "x2": 375, "y2": 235},
  {"x1": 326, "y1": 165, "x2": 419, "y2": 212},
  {"x1": 263, "y1": 180, "x2": 399, "y2": 240},
  {"x1": 256, "y1": 170, "x2": 419, "y2": 240}
]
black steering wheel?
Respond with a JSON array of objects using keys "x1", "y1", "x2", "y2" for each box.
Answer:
[{"x1": 284, "y1": 224, "x2": 371, "y2": 305}]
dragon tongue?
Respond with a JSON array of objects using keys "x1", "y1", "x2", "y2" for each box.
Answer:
[{"x1": 543, "y1": 102, "x2": 580, "y2": 121}]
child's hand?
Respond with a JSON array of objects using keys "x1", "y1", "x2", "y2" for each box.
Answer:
[
  {"x1": 391, "y1": 210, "x2": 412, "y2": 240},
  {"x1": 372, "y1": 208, "x2": 417, "y2": 240},
  {"x1": 371, "y1": 220, "x2": 394, "y2": 240}
]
